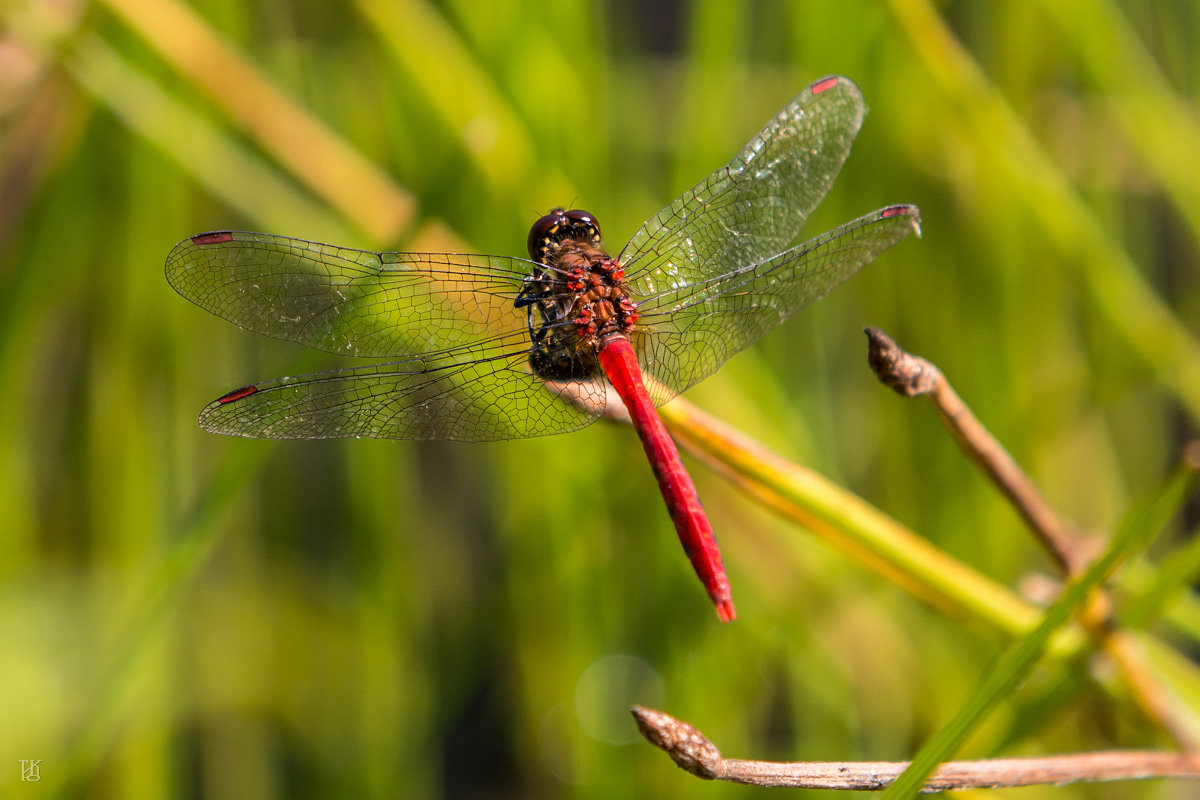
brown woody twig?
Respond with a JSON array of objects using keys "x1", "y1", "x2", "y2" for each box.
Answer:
[
  {"x1": 864, "y1": 327, "x2": 1200, "y2": 750},
  {"x1": 632, "y1": 705, "x2": 1200, "y2": 792},
  {"x1": 865, "y1": 326, "x2": 1080, "y2": 574}
]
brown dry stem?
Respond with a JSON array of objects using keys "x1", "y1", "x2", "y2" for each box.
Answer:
[
  {"x1": 866, "y1": 326, "x2": 1079, "y2": 574},
  {"x1": 864, "y1": 326, "x2": 1200, "y2": 750},
  {"x1": 632, "y1": 705, "x2": 1200, "y2": 791}
]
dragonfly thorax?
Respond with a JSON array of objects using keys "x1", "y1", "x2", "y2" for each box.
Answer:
[{"x1": 517, "y1": 221, "x2": 639, "y2": 381}]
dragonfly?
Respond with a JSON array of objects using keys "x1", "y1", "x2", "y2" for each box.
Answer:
[{"x1": 166, "y1": 75, "x2": 920, "y2": 623}]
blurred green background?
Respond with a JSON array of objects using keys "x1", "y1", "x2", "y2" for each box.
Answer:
[{"x1": 3, "y1": 0, "x2": 1199, "y2": 797}]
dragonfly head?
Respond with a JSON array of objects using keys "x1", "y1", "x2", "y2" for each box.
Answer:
[{"x1": 527, "y1": 207, "x2": 602, "y2": 263}]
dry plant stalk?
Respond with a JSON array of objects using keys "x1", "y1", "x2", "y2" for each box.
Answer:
[
  {"x1": 632, "y1": 706, "x2": 1200, "y2": 791},
  {"x1": 865, "y1": 326, "x2": 1200, "y2": 749},
  {"x1": 864, "y1": 326, "x2": 1078, "y2": 573}
]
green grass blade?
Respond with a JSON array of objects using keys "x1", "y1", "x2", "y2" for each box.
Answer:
[{"x1": 880, "y1": 456, "x2": 1198, "y2": 797}]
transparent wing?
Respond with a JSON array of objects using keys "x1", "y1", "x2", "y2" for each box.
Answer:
[
  {"x1": 166, "y1": 230, "x2": 532, "y2": 358},
  {"x1": 620, "y1": 76, "x2": 866, "y2": 295},
  {"x1": 613, "y1": 75, "x2": 919, "y2": 400},
  {"x1": 197, "y1": 346, "x2": 606, "y2": 442},
  {"x1": 633, "y1": 205, "x2": 922, "y2": 402},
  {"x1": 168, "y1": 76, "x2": 918, "y2": 436},
  {"x1": 167, "y1": 230, "x2": 607, "y2": 440}
]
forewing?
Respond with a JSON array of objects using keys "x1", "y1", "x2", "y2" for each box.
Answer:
[
  {"x1": 165, "y1": 231, "x2": 531, "y2": 358},
  {"x1": 633, "y1": 205, "x2": 921, "y2": 402},
  {"x1": 619, "y1": 76, "x2": 866, "y2": 293}
]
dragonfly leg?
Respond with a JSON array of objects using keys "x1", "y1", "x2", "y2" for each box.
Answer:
[{"x1": 515, "y1": 277, "x2": 553, "y2": 344}]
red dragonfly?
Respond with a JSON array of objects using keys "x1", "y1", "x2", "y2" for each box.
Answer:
[{"x1": 166, "y1": 75, "x2": 920, "y2": 622}]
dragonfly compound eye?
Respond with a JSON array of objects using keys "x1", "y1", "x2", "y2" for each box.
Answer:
[
  {"x1": 527, "y1": 207, "x2": 603, "y2": 263},
  {"x1": 563, "y1": 209, "x2": 602, "y2": 245}
]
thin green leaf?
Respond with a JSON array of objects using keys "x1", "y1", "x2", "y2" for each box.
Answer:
[{"x1": 881, "y1": 458, "x2": 1198, "y2": 797}]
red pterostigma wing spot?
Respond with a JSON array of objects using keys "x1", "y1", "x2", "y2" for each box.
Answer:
[
  {"x1": 191, "y1": 231, "x2": 235, "y2": 245},
  {"x1": 811, "y1": 75, "x2": 842, "y2": 94},
  {"x1": 217, "y1": 385, "x2": 259, "y2": 404}
]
